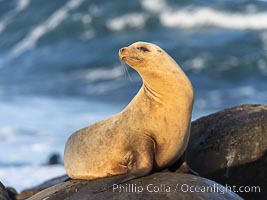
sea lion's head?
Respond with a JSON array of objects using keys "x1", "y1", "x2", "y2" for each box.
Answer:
[
  {"x1": 119, "y1": 41, "x2": 178, "y2": 78},
  {"x1": 119, "y1": 41, "x2": 163, "y2": 68}
]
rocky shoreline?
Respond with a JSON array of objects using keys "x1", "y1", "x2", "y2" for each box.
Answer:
[{"x1": 1, "y1": 104, "x2": 266, "y2": 200}]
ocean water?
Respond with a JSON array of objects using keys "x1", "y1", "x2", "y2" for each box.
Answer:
[{"x1": 0, "y1": 0, "x2": 267, "y2": 192}]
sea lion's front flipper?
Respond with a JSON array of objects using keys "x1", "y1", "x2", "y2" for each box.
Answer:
[{"x1": 93, "y1": 137, "x2": 155, "y2": 193}]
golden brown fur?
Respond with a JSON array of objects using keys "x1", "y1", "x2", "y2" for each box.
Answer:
[{"x1": 64, "y1": 41, "x2": 194, "y2": 186}]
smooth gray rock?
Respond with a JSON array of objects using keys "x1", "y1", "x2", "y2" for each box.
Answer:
[
  {"x1": 186, "y1": 104, "x2": 267, "y2": 200},
  {"x1": 28, "y1": 172, "x2": 242, "y2": 200}
]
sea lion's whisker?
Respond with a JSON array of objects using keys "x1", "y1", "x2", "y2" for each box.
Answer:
[
  {"x1": 120, "y1": 59, "x2": 127, "y2": 76},
  {"x1": 120, "y1": 59, "x2": 132, "y2": 82}
]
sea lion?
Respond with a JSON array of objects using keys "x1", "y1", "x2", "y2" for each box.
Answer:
[{"x1": 64, "y1": 41, "x2": 194, "y2": 187}]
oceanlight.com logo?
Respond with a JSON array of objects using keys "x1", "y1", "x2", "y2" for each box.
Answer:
[
  {"x1": 112, "y1": 183, "x2": 261, "y2": 194},
  {"x1": 179, "y1": 183, "x2": 261, "y2": 194},
  {"x1": 223, "y1": 184, "x2": 261, "y2": 194}
]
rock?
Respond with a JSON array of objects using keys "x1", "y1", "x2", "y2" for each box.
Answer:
[
  {"x1": 0, "y1": 181, "x2": 11, "y2": 200},
  {"x1": 6, "y1": 187, "x2": 17, "y2": 200},
  {"x1": 168, "y1": 154, "x2": 191, "y2": 174},
  {"x1": 16, "y1": 175, "x2": 69, "y2": 200},
  {"x1": 186, "y1": 104, "x2": 267, "y2": 200},
  {"x1": 27, "y1": 172, "x2": 242, "y2": 200},
  {"x1": 47, "y1": 153, "x2": 61, "y2": 165}
]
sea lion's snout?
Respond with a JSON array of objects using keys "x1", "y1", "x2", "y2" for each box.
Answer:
[
  {"x1": 119, "y1": 47, "x2": 127, "y2": 60},
  {"x1": 120, "y1": 47, "x2": 126, "y2": 53}
]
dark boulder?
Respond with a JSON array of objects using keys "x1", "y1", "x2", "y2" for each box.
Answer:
[
  {"x1": 186, "y1": 104, "x2": 267, "y2": 199},
  {"x1": 47, "y1": 153, "x2": 61, "y2": 165},
  {"x1": 0, "y1": 181, "x2": 11, "y2": 200},
  {"x1": 27, "y1": 172, "x2": 242, "y2": 200}
]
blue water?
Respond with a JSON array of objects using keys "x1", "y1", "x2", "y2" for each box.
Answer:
[{"x1": 0, "y1": 0, "x2": 267, "y2": 191}]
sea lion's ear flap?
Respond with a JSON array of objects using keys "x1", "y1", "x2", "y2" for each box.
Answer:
[{"x1": 156, "y1": 49, "x2": 162, "y2": 52}]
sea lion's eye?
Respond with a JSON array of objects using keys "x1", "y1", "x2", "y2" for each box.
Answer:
[{"x1": 137, "y1": 46, "x2": 150, "y2": 52}]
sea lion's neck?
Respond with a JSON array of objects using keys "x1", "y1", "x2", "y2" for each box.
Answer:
[{"x1": 141, "y1": 69, "x2": 192, "y2": 103}]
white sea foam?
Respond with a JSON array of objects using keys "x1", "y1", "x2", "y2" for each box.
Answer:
[
  {"x1": 84, "y1": 66, "x2": 124, "y2": 81},
  {"x1": 261, "y1": 31, "x2": 267, "y2": 51},
  {"x1": 184, "y1": 56, "x2": 206, "y2": 73},
  {"x1": 160, "y1": 7, "x2": 267, "y2": 30},
  {"x1": 258, "y1": 59, "x2": 267, "y2": 75},
  {"x1": 3, "y1": 0, "x2": 85, "y2": 63},
  {"x1": 140, "y1": 0, "x2": 167, "y2": 13},
  {"x1": 81, "y1": 14, "x2": 92, "y2": 25},
  {"x1": 0, "y1": 95, "x2": 121, "y2": 191},
  {"x1": 236, "y1": 86, "x2": 256, "y2": 97},
  {"x1": 0, "y1": 95, "x2": 120, "y2": 164},
  {"x1": 0, "y1": 0, "x2": 30, "y2": 33},
  {"x1": 107, "y1": 13, "x2": 146, "y2": 31},
  {"x1": 0, "y1": 165, "x2": 65, "y2": 192}
]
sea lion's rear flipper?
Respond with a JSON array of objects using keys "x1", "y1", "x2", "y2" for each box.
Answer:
[{"x1": 94, "y1": 137, "x2": 155, "y2": 193}]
